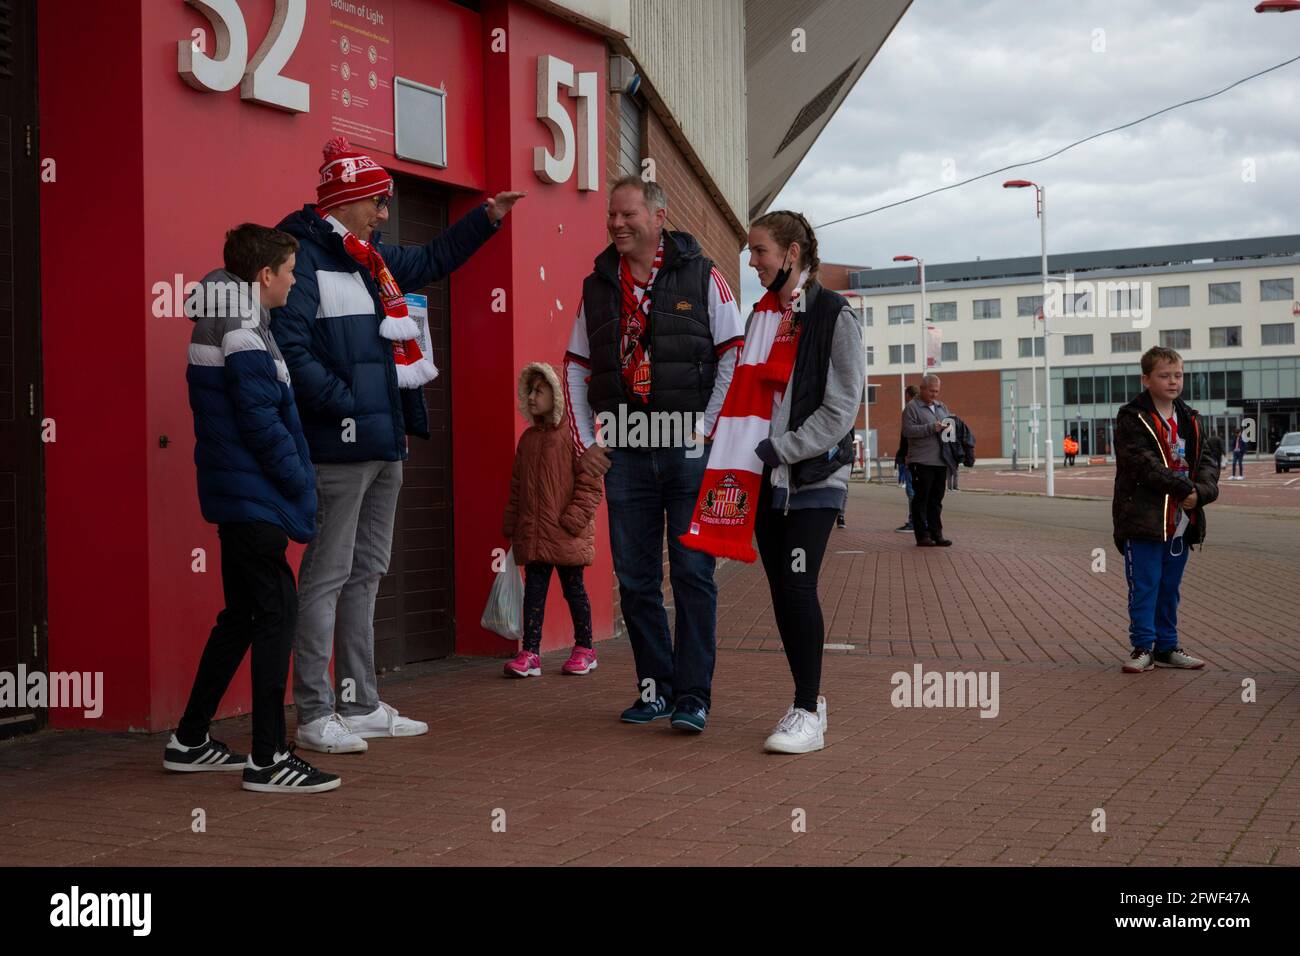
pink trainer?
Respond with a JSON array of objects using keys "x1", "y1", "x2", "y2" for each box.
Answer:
[
  {"x1": 503, "y1": 650, "x2": 541, "y2": 678},
  {"x1": 561, "y1": 646, "x2": 598, "y2": 675}
]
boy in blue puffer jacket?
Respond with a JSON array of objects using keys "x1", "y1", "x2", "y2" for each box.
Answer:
[{"x1": 166, "y1": 224, "x2": 340, "y2": 794}]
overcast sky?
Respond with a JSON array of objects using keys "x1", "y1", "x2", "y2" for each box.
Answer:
[{"x1": 739, "y1": 0, "x2": 1300, "y2": 306}]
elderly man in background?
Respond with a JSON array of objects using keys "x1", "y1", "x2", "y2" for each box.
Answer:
[{"x1": 902, "y1": 374, "x2": 954, "y2": 548}]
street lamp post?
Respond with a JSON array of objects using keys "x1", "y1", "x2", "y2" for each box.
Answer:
[
  {"x1": 849, "y1": 293, "x2": 872, "y2": 481},
  {"x1": 1003, "y1": 179, "x2": 1055, "y2": 497},
  {"x1": 893, "y1": 254, "x2": 927, "y2": 414}
]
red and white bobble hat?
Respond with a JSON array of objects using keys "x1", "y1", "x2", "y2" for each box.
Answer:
[{"x1": 316, "y1": 136, "x2": 393, "y2": 214}]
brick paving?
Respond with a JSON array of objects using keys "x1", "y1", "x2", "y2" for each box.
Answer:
[
  {"x1": 953, "y1": 458, "x2": 1300, "y2": 509},
  {"x1": 1, "y1": 485, "x2": 1297, "y2": 867}
]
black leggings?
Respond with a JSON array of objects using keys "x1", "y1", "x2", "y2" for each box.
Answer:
[
  {"x1": 522, "y1": 562, "x2": 592, "y2": 654},
  {"x1": 754, "y1": 470, "x2": 840, "y2": 712}
]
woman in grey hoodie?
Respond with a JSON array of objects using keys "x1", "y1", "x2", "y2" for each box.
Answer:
[{"x1": 748, "y1": 211, "x2": 865, "y2": 754}]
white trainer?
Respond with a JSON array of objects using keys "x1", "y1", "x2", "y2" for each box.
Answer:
[
  {"x1": 346, "y1": 702, "x2": 428, "y2": 739},
  {"x1": 295, "y1": 713, "x2": 368, "y2": 754},
  {"x1": 763, "y1": 702, "x2": 826, "y2": 754}
]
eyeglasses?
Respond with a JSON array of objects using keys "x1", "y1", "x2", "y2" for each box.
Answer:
[{"x1": 372, "y1": 194, "x2": 391, "y2": 210}]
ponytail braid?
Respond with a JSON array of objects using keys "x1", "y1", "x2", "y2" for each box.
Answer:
[{"x1": 750, "y1": 209, "x2": 820, "y2": 280}]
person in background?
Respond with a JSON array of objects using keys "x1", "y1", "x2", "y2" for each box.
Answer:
[
  {"x1": 1063, "y1": 433, "x2": 1078, "y2": 467},
  {"x1": 895, "y1": 384, "x2": 920, "y2": 534},
  {"x1": 1229, "y1": 426, "x2": 1246, "y2": 480},
  {"x1": 902, "y1": 374, "x2": 953, "y2": 547}
]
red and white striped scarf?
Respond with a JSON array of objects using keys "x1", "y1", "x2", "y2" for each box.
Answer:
[
  {"x1": 619, "y1": 238, "x2": 664, "y2": 402},
  {"x1": 341, "y1": 230, "x2": 438, "y2": 389},
  {"x1": 680, "y1": 280, "x2": 806, "y2": 561}
]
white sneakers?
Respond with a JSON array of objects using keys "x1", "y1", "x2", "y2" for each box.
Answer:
[
  {"x1": 295, "y1": 713, "x2": 367, "y2": 753},
  {"x1": 764, "y1": 696, "x2": 828, "y2": 754},
  {"x1": 295, "y1": 703, "x2": 428, "y2": 754},
  {"x1": 345, "y1": 702, "x2": 429, "y2": 739}
]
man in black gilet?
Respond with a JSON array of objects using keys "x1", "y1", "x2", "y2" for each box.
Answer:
[{"x1": 563, "y1": 176, "x2": 744, "y2": 732}]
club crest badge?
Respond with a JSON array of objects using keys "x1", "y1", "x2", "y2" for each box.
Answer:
[{"x1": 701, "y1": 471, "x2": 749, "y2": 526}]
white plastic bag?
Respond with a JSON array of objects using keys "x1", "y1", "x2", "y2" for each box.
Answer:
[{"x1": 480, "y1": 548, "x2": 524, "y2": 640}]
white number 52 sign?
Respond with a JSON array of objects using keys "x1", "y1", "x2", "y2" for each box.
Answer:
[
  {"x1": 179, "y1": 0, "x2": 310, "y2": 113},
  {"x1": 534, "y1": 55, "x2": 597, "y2": 191}
]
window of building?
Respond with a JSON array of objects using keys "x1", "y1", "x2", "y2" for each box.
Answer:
[
  {"x1": 866, "y1": 345, "x2": 874, "y2": 365},
  {"x1": 1109, "y1": 284, "x2": 1142, "y2": 313},
  {"x1": 1017, "y1": 295, "x2": 1043, "y2": 318},
  {"x1": 1158, "y1": 285, "x2": 1190, "y2": 308},
  {"x1": 940, "y1": 341, "x2": 958, "y2": 362},
  {"x1": 1262, "y1": 322, "x2": 1296, "y2": 346},
  {"x1": 1064, "y1": 291, "x2": 1092, "y2": 315},
  {"x1": 973, "y1": 339, "x2": 1001, "y2": 360},
  {"x1": 889, "y1": 344, "x2": 915, "y2": 364},
  {"x1": 853, "y1": 306, "x2": 873, "y2": 328},
  {"x1": 888, "y1": 304, "x2": 914, "y2": 325},
  {"x1": 1260, "y1": 278, "x2": 1294, "y2": 301},
  {"x1": 1209, "y1": 325, "x2": 1242, "y2": 348},
  {"x1": 1160, "y1": 329, "x2": 1191, "y2": 350},
  {"x1": 618, "y1": 93, "x2": 644, "y2": 178},
  {"x1": 1208, "y1": 281, "x2": 1241, "y2": 305},
  {"x1": 1111, "y1": 331, "x2": 1142, "y2": 353},
  {"x1": 930, "y1": 301, "x2": 956, "y2": 322},
  {"x1": 1017, "y1": 336, "x2": 1044, "y2": 358},
  {"x1": 1063, "y1": 334, "x2": 1093, "y2": 355},
  {"x1": 973, "y1": 298, "x2": 1001, "y2": 320},
  {"x1": 863, "y1": 384, "x2": 879, "y2": 405},
  {"x1": 1111, "y1": 373, "x2": 1141, "y2": 403}
]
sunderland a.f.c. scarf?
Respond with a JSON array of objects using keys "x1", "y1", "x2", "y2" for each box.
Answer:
[
  {"x1": 679, "y1": 277, "x2": 806, "y2": 561},
  {"x1": 618, "y1": 238, "x2": 664, "y2": 401},
  {"x1": 341, "y1": 230, "x2": 438, "y2": 389}
]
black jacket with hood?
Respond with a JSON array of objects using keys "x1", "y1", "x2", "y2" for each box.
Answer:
[{"x1": 1112, "y1": 390, "x2": 1220, "y2": 554}]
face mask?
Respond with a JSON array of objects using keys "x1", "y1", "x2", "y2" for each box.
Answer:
[{"x1": 764, "y1": 247, "x2": 795, "y2": 293}]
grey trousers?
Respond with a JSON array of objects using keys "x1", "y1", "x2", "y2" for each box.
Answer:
[{"x1": 293, "y1": 460, "x2": 402, "y2": 726}]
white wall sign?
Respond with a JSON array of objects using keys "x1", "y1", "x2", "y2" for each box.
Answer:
[
  {"x1": 179, "y1": 0, "x2": 310, "y2": 113},
  {"x1": 534, "y1": 54, "x2": 597, "y2": 191}
]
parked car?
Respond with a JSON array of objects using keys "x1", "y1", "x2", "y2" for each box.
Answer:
[{"x1": 1275, "y1": 431, "x2": 1300, "y2": 473}]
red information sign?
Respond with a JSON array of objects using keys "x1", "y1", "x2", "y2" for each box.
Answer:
[{"x1": 327, "y1": 0, "x2": 396, "y2": 154}]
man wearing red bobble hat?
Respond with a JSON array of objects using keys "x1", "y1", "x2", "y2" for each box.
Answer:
[{"x1": 274, "y1": 137, "x2": 523, "y2": 754}]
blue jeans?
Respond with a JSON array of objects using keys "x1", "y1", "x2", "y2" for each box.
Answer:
[
  {"x1": 1231, "y1": 452, "x2": 1244, "y2": 477},
  {"x1": 604, "y1": 446, "x2": 717, "y2": 709},
  {"x1": 900, "y1": 463, "x2": 918, "y2": 525},
  {"x1": 1123, "y1": 537, "x2": 1190, "y2": 651}
]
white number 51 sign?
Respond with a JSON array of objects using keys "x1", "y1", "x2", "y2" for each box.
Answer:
[{"x1": 534, "y1": 55, "x2": 597, "y2": 191}]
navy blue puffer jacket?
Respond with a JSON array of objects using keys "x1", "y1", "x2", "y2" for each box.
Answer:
[
  {"x1": 187, "y1": 269, "x2": 317, "y2": 543},
  {"x1": 272, "y1": 203, "x2": 498, "y2": 463}
]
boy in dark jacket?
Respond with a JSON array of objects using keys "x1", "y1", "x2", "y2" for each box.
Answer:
[
  {"x1": 1112, "y1": 346, "x2": 1219, "y2": 674},
  {"x1": 167, "y1": 224, "x2": 340, "y2": 794}
]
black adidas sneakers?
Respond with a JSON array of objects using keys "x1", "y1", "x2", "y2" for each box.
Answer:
[
  {"x1": 242, "y1": 747, "x2": 341, "y2": 794},
  {"x1": 163, "y1": 734, "x2": 246, "y2": 772}
]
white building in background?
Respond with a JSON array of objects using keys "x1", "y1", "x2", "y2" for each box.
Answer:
[{"x1": 840, "y1": 235, "x2": 1300, "y2": 459}]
